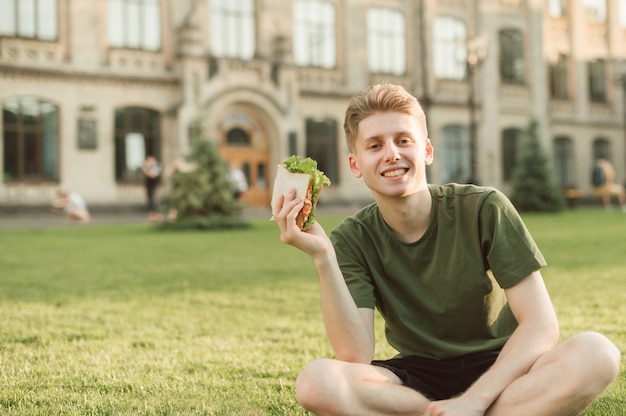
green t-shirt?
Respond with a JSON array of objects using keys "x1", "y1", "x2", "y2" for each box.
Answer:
[{"x1": 330, "y1": 184, "x2": 546, "y2": 360}]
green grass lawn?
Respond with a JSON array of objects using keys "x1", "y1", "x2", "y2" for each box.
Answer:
[{"x1": 0, "y1": 208, "x2": 624, "y2": 415}]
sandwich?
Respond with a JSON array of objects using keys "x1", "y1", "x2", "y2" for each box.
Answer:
[{"x1": 270, "y1": 155, "x2": 331, "y2": 230}]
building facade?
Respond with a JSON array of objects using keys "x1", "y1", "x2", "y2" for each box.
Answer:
[{"x1": 1, "y1": 0, "x2": 625, "y2": 209}]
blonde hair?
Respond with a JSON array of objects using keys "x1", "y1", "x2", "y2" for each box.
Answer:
[{"x1": 343, "y1": 83, "x2": 428, "y2": 152}]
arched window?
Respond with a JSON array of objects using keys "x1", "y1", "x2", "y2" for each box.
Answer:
[
  {"x1": 432, "y1": 16, "x2": 467, "y2": 81},
  {"x1": 553, "y1": 136, "x2": 575, "y2": 187},
  {"x1": 293, "y1": 0, "x2": 336, "y2": 68},
  {"x1": 114, "y1": 107, "x2": 160, "y2": 182},
  {"x1": 3, "y1": 96, "x2": 59, "y2": 182},
  {"x1": 226, "y1": 127, "x2": 251, "y2": 146},
  {"x1": 367, "y1": 7, "x2": 406, "y2": 75},
  {"x1": 439, "y1": 125, "x2": 470, "y2": 184},
  {"x1": 501, "y1": 128, "x2": 524, "y2": 182},
  {"x1": 210, "y1": 0, "x2": 255, "y2": 59},
  {"x1": 305, "y1": 118, "x2": 338, "y2": 184},
  {"x1": 592, "y1": 137, "x2": 610, "y2": 161}
]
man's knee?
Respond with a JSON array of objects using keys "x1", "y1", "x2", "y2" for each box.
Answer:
[
  {"x1": 565, "y1": 332, "x2": 621, "y2": 392},
  {"x1": 296, "y1": 359, "x2": 339, "y2": 412}
]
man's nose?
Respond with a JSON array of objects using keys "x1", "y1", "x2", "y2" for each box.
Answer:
[{"x1": 384, "y1": 142, "x2": 401, "y2": 162}]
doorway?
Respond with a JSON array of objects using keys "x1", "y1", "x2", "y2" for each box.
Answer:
[{"x1": 217, "y1": 119, "x2": 270, "y2": 208}]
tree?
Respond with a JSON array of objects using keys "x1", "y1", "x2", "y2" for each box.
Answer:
[
  {"x1": 160, "y1": 117, "x2": 248, "y2": 230},
  {"x1": 509, "y1": 119, "x2": 565, "y2": 212}
]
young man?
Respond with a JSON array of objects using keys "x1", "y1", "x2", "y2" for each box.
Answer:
[{"x1": 273, "y1": 84, "x2": 620, "y2": 416}]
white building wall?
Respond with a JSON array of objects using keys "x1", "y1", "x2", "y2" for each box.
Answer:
[{"x1": 0, "y1": 0, "x2": 625, "y2": 209}]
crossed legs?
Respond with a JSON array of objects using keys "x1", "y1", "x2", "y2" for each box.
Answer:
[
  {"x1": 296, "y1": 358, "x2": 429, "y2": 415},
  {"x1": 295, "y1": 332, "x2": 620, "y2": 416},
  {"x1": 486, "y1": 332, "x2": 620, "y2": 416}
]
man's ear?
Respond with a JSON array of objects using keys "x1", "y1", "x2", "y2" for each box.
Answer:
[
  {"x1": 425, "y1": 139, "x2": 434, "y2": 166},
  {"x1": 348, "y1": 153, "x2": 362, "y2": 178}
]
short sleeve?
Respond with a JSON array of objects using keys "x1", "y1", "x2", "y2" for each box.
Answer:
[
  {"x1": 478, "y1": 189, "x2": 547, "y2": 288},
  {"x1": 331, "y1": 221, "x2": 377, "y2": 309}
]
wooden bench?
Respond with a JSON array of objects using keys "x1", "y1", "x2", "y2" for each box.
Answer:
[{"x1": 565, "y1": 188, "x2": 597, "y2": 207}]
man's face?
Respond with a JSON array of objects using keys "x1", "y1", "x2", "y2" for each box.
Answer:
[{"x1": 348, "y1": 111, "x2": 432, "y2": 199}]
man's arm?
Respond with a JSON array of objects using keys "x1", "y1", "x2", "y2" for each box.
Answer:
[
  {"x1": 275, "y1": 191, "x2": 376, "y2": 363},
  {"x1": 425, "y1": 270, "x2": 559, "y2": 415},
  {"x1": 314, "y1": 249, "x2": 376, "y2": 362}
]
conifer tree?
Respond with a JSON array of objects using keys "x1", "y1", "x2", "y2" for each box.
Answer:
[
  {"x1": 163, "y1": 116, "x2": 247, "y2": 229},
  {"x1": 509, "y1": 119, "x2": 565, "y2": 212}
]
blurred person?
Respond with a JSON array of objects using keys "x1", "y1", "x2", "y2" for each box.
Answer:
[
  {"x1": 273, "y1": 83, "x2": 620, "y2": 416},
  {"x1": 228, "y1": 161, "x2": 248, "y2": 200},
  {"x1": 51, "y1": 190, "x2": 91, "y2": 224},
  {"x1": 591, "y1": 157, "x2": 626, "y2": 212},
  {"x1": 141, "y1": 155, "x2": 163, "y2": 222}
]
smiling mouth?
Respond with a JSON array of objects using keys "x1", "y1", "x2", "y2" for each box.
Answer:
[{"x1": 382, "y1": 168, "x2": 407, "y2": 178}]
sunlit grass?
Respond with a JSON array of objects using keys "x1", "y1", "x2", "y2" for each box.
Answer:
[{"x1": 0, "y1": 208, "x2": 624, "y2": 415}]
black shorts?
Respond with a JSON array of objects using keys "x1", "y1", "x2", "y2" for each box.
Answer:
[{"x1": 371, "y1": 349, "x2": 501, "y2": 401}]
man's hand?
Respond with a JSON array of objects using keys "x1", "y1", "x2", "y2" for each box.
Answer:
[
  {"x1": 423, "y1": 396, "x2": 487, "y2": 416},
  {"x1": 275, "y1": 189, "x2": 377, "y2": 363},
  {"x1": 273, "y1": 188, "x2": 332, "y2": 257}
]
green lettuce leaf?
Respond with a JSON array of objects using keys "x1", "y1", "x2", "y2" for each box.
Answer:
[{"x1": 282, "y1": 155, "x2": 331, "y2": 229}]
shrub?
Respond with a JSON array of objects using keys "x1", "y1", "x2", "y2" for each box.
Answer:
[
  {"x1": 160, "y1": 118, "x2": 249, "y2": 230},
  {"x1": 509, "y1": 119, "x2": 565, "y2": 212}
]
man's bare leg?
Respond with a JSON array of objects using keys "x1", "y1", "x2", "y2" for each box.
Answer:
[
  {"x1": 296, "y1": 358, "x2": 430, "y2": 416},
  {"x1": 486, "y1": 332, "x2": 620, "y2": 416},
  {"x1": 296, "y1": 332, "x2": 619, "y2": 416}
]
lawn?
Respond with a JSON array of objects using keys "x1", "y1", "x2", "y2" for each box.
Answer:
[{"x1": 0, "y1": 208, "x2": 624, "y2": 415}]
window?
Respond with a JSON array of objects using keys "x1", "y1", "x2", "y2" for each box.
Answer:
[
  {"x1": 210, "y1": 0, "x2": 255, "y2": 59},
  {"x1": 305, "y1": 118, "x2": 338, "y2": 184},
  {"x1": 0, "y1": 0, "x2": 58, "y2": 40},
  {"x1": 439, "y1": 125, "x2": 470, "y2": 184},
  {"x1": 293, "y1": 0, "x2": 336, "y2": 68},
  {"x1": 499, "y1": 29, "x2": 525, "y2": 85},
  {"x1": 582, "y1": 0, "x2": 606, "y2": 23},
  {"x1": 3, "y1": 97, "x2": 59, "y2": 182},
  {"x1": 367, "y1": 7, "x2": 406, "y2": 75},
  {"x1": 432, "y1": 16, "x2": 467, "y2": 81},
  {"x1": 592, "y1": 138, "x2": 610, "y2": 160},
  {"x1": 226, "y1": 127, "x2": 251, "y2": 146},
  {"x1": 256, "y1": 162, "x2": 266, "y2": 190},
  {"x1": 242, "y1": 162, "x2": 251, "y2": 189},
  {"x1": 114, "y1": 107, "x2": 160, "y2": 182},
  {"x1": 547, "y1": 0, "x2": 566, "y2": 17},
  {"x1": 553, "y1": 137, "x2": 575, "y2": 188},
  {"x1": 619, "y1": 0, "x2": 626, "y2": 29},
  {"x1": 288, "y1": 131, "x2": 298, "y2": 156},
  {"x1": 501, "y1": 128, "x2": 524, "y2": 182},
  {"x1": 549, "y1": 53, "x2": 569, "y2": 99},
  {"x1": 588, "y1": 59, "x2": 607, "y2": 102},
  {"x1": 107, "y1": 0, "x2": 161, "y2": 51}
]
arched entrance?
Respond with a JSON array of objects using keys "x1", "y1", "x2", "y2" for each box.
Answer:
[{"x1": 215, "y1": 108, "x2": 271, "y2": 208}]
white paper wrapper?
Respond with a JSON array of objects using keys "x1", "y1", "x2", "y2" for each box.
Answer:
[{"x1": 270, "y1": 164, "x2": 312, "y2": 218}]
